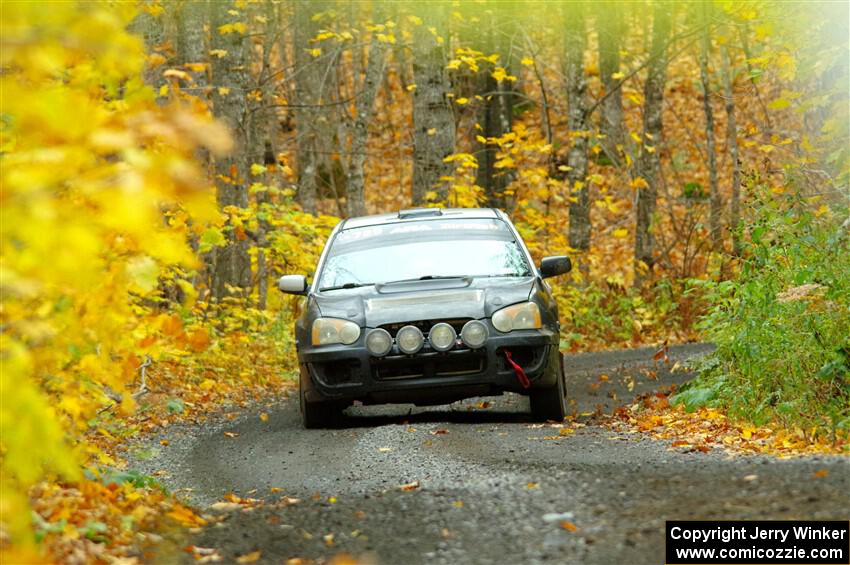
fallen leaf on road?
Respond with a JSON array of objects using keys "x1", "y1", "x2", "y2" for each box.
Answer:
[
  {"x1": 743, "y1": 474, "x2": 758, "y2": 481},
  {"x1": 210, "y1": 502, "x2": 242, "y2": 512},
  {"x1": 167, "y1": 503, "x2": 207, "y2": 527},
  {"x1": 399, "y1": 481, "x2": 420, "y2": 491},
  {"x1": 270, "y1": 487, "x2": 282, "y2": 493},
  {"x1": 160, "y1": 439, "x2": 170, "y2": 446},
  {"x1": 323, "y1": 533, "x2": 335, "y2": 547},
  {"x1": 431, "y1": 429, "x2": 449, "y2": 435},
  {"x1": 560, "y1": 521, "x2": 578, "y2": 532},
  {"x1": 526, "y1": 482, "x2": 539, "y2": 489},
  {"x1": 559, "y1": 427, "x2": 574, "y2": 436},
  {"x1": 236, "y1": 550, "x2": 262, "y2": 563},
  {"x1": 452, "y1": 500, "x2": 464, "y2": 508},
  {"x1": 378, "y1": 447, "x2": 392, "y2": 452},
  {"x1": 814, "y1": 469, "x2": 829, "y2": 478},
  {"x1": 223, "y1": 431, "x2": 239, "y2": 438},
  {"x1": 259, "y1": 413, "x2": 269, "y2": 422}
]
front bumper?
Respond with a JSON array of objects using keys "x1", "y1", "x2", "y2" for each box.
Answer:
[{"x1": 298, "y1": 326, "x2": 561, "y2": 405}]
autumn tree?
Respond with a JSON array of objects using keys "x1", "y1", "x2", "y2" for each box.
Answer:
[
  {"x1": 698, "y1": 1, "x2": 721, "y2": 251},
  {"x1": 208, "y1": 0, "x2": 252, "y2": 300},
  {"x1": 564, "y1": 5, "x2": 591, "y2": 260},
  {"x1": 475, "y1": 8, "x2": 516, "y2": 210},
  {"x1": 411, "y1": 6, "x2": 456, "y2": 205},
  {"x1": 596, "y1": 1, "x2": 625, "y2": 162},
  {"x1": 634, "y1": 0, "x2": 671, "y2": 283},
  {"x1": 347, "y1": 8, "x2": 386, "y2": 217}
]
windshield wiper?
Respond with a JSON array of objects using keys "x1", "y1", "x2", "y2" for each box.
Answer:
[
  {"x1": 318, "y1": 282, "x2": 374, "y2": 292},
  {"x1": 380, "y1": 275, "x2": 470, "y2": 284}
]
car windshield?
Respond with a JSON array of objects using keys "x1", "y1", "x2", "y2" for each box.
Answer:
[{"x1": 318, "y1": 218, "x2": 532, "y2": 290}]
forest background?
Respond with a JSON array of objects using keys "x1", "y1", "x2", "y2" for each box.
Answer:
[{"x1": 1, "y1": 0, "x2": 848, "y2": 562}]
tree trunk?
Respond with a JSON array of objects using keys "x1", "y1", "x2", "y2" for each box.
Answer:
[
  {"x1": 130, "y1": 4, "x2": 167, "y2": 92},
  {"x1": 565, "y1": 6, "x2": 591, "y2": 256},
  {"x1": 293, "y1": 0, "x2": 321, "y2": 214},
  {"x1": 209, "y1": 0, "x2": 252, "y2": 301},
  {"x1": 721, "y1": 41, "x2": 742, "y2": 256},
  {"x1": 347, "y1": 19, "x2": 385, "y2": 217},
  {"x1": 699, "y1": 2, "x2": 721, "y2": 251},
  {"x1": 411, "y1": 6, "x2": 455, "y2": 206},
  {"x1": 596, "y1": 1, "x2": 624, "y2": 162},
  {"x1": 475, "y1": 10, "x2": 515, "y2": 210},
  {"x1": 634, "y1": 0, "x2": 671, "y2": 284},
  {"x1": 255, "y1": 2, "x2": 279, "y2": 309}
]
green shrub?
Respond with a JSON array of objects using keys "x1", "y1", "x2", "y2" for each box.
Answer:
[{"x1": 685, "y1": 187, "x2": 850, "y2": 436}]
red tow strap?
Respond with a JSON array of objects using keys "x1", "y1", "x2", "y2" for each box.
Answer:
[{"x1": 504, "y1": 350, "x2": 531, "y2": 389}]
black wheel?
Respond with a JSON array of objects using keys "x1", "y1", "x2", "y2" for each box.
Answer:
[
  {"x1": 529, "y1": 359, "x2": 567, "y2": 422},
  {"x1": 299, "y1": 370, "x2": 339, "y2": 429}
]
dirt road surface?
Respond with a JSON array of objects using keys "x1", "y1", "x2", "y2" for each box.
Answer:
[{"x1": 133, "y1": 344, "x2": 849, "y2": 564}]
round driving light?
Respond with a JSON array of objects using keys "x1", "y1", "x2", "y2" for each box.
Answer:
[
  {"x1": 396, "y1": 325, "x2": 424, "y2": 354},
  {"x1": 428, "y1": 323, "x2": 456, "y2": 352},
  {"x1": 365, "y1": 328, "x2": 392, "y2": 357},
  {"x1": 461, "y1": 320, "x2": 488, "y2": 349}
]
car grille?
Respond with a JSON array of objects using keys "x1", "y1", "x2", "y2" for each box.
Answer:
[{"x1": 372, "y1": 350, "x2": 485, "y2": 381}]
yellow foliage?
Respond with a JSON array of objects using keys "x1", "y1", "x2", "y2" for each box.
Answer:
[{"x1": 0, "y1": 1, "x2": 218, "y2": 547}]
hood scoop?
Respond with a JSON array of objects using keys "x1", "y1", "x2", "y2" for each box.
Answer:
[{"x1": 374, "y1": 276, "x2": 472, "y2": 294}]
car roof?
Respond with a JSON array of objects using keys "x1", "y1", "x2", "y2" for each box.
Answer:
[{"x1": 340, "y1": 208, "x2": 502, "y2": 231}]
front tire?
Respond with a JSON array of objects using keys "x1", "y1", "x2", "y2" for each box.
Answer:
[
  {"x1": 299, "y1": 371, "x2": 339, "y2": 429},
  {"x1": 529, "y1": 358, "x2": 567, "y2": 422}
]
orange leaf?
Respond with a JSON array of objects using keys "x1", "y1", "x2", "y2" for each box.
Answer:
[
  {"x1": 560, "y1": 521, "x2": 578, "y2": 532},
  {"x1": 236, "y1": 550, "x2": 262, "y2": 563},
  {"x1": 399, "y1": 481, "x2": 420, "y2": 491}
]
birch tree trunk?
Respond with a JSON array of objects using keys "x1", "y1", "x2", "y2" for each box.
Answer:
[
  {"x1": 634, "y1": 0, "x2": 671, "y2": 284},
  {"x1": 596, "y1": 1, "x2": 624, "y2": 162},
  {"x1": 347, "y1": 23, "x2": 385, "y2": 217},
  {"x1": 699, "y1": 2, "x2": 721, "y2": 251},
  {"x1": 209, "y1": 0, "x2": 252, "y2": 301},
  {"x1": 721, "y1": 41, "x2": 742, "y2": 255},
  {"x1": 411, "y1": 7, "x2": 455, "y2": 206},
  {"x1": 565, "y1": 6, "x2": 591, "y2": 256}
]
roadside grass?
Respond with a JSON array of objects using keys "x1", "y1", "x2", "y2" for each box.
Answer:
[{"x1": 657, "y1": 190, "x2": 849, "y2": 448}]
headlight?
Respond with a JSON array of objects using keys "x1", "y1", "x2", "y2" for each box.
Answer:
[
  {"x1": 396, "y1": 325, "x2": 424, "y2": 354},
  {"x1": 492, "y1": 302, "x2": 542, "y2": 333},
  {"x1": 428, "y1": 322, "x2": 456, "y2": 352},
  {"x1": 312, "y1": 318, "x2": 361, "y2": 346},
  {"x1": 366, "y1": 328, "x2": 393, "y2": 357},
  {"x1": 460, "y1": 320, "x2": 488, "y2": 349}
]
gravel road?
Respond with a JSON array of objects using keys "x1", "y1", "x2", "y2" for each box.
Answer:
[{"x1": 134, "y1": 344, "x2": 849, "y2": 564}]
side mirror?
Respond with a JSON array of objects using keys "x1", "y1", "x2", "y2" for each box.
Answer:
[
  {"x1": 539, "y1": 256, "x2": 572, "y2": 279},
  {"x1": 278, "y1": 275, "x2": 308, "y2": 295}
]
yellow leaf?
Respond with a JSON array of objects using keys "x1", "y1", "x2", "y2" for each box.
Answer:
[
  {"x1": 209, "y1": 49, "x2": 228, "y2": 58},
  {"x1": 611, "y1": 71, "x2": 625, "y2": 80},
  {"x1": 218, "y1": 22, "x2": 247, "y2": 35},
  {"x1": 236, "y1": 550, "x2": 262, "y2": 563},
  {"x1": 521, "y1": 57, "x2": 534, "y2": 66},
  {"x1": 218, "y1": 86, "x2": 231, "y2": 96},
  {"x1": 308, "y1": 48, "x2": 322, "y2": 57},
  {"x1": 455, "y1": 97, "x2": 469, "y2": 105},
  {"x1": 158, "y1": 84, "x2": 169, "y2": 97},
  {"x1": 613, "y1": 228, "x2": 629, "y2": 238}
]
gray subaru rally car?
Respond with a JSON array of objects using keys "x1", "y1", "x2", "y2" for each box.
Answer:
[{"x1": 278, "y1": 208, "x2": 572, "y2": 428}]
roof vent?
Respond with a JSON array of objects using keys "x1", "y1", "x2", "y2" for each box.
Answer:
[{"x1": 398, "y1": 208, "x2": 443, "y2": 219}]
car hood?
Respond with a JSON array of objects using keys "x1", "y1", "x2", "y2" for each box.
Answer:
[{"x1": 313, "y1": 276, "x2": 536, "y2": 328}]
